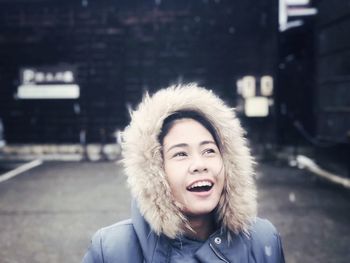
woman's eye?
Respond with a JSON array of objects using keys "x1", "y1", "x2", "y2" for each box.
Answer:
[
  {"x1": 203, "y1": 148, "x2": 216, "y2": 155},
  {"x1": 173, "y1": 152, "x2": 187, "y2": 158}
]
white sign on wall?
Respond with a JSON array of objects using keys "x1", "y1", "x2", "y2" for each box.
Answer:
[
  {"x1": 17, "y1": 65, "x2": 80, "y2": 99},
  {"x1": 236, "y1": 75, "x2": 274, "y2": 117}
]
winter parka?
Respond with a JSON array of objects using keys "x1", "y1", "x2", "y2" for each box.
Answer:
[
  {"x1": 82, "y1": 84, "x2": 285, "y2": 262},
  {"x1": 82, "y1": 200, "x2": 285, "y2": 263}
]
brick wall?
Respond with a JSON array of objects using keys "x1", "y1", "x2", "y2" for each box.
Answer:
[
  {"x1": 0, "y1": 0, "x2": 277, "y2": 143},
  {"x1": 315, "y1": 0, "x2": 350, "y2": 143}
]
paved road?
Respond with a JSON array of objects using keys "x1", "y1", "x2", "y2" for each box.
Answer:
[
  {"x1": 0, "y1": 161, "x2": 131, "y2": 263},
  {"x1": 258, "y1": 161, "x2": 350, "y2": 263},
  {"x1": 0, "y1": 160, "x2": 349, "y2": 263}
]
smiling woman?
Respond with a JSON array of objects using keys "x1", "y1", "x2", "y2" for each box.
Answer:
[
  {"x1": 162, "y1": 117, "x2": 225, "y2": 239},
  {"x1": 82, "y1": 84, "x2": 285, "y2": 263}
]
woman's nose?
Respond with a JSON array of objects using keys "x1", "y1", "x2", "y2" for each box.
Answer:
[{"x1": 189, "y1": 155, "x2": 208, "y2": 173}]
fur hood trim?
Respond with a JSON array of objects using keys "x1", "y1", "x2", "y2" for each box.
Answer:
[{"x1": 122, "y1": 83, "x2": 257, "y2": 238}]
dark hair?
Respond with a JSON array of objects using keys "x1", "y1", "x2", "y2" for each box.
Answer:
[{"x1": 158, "y1": 110, "x2": 221, "y2": 150}]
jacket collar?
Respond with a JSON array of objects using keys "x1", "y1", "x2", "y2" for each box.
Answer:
[
  {"x1": 132, "y1": 200, "x2": 251, "y2": 263},
  {"x1": 131, "y1": 200, "x2": 171, "y2": 263},
  {"x1": 196, "y1": 230, "x2": 250, "y2": 263}
]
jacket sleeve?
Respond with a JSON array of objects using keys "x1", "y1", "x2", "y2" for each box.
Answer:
[
  {"x1": 82, "y1": 221, "x2": 144, "y2": 263},
  {"x1": 82, "y1": 229, "x2": 104, "y2": 263},
  {"x1": 250, "y1": 218, "x2": 286, "y2": 263},
  {"x1": 275, "y1": 232, "x2": 285, "y2": 263}
]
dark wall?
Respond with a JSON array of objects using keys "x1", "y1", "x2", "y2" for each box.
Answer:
[
  {"x1": 0, "y1": 2, "x2": 126, "y2": 143},
  {"x1": 315, "y1": 0, "x2": 350, "y2": 143},
  {"x1": 0, "y1": 0, "x2": 277, "y2": 143},
  {"x1": 276, "y1": 16, "x2": 316, "y2": 145}
]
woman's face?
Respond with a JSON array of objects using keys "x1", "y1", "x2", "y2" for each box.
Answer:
[{"x1": 163, "y1": 118, "x2": 225, "y2": 217}]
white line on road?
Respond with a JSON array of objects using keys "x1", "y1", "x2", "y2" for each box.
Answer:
[{"x1": 0, "y1": 159, "x2": 43, "y2": 183}]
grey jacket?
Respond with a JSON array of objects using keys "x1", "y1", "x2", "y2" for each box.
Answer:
[
  {"x1": 82, "y1": 202, "x2": 285, "y2": 263},
  {"x1": 83, "y1": 86, "x2": 285, "y2": 262}
]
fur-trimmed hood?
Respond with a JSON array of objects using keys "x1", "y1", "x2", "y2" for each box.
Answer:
[{"x1": 121, "y1": 83, "x2": 257, "y2": 239}]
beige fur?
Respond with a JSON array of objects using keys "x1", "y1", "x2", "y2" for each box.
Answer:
[{"x1": 122, "y1": 83, "x2": 257, "y2": 238}]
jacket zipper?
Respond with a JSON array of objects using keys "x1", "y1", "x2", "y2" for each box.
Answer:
[{"x1": 209, "y1": 243, "x2": 230, "y2": 263}]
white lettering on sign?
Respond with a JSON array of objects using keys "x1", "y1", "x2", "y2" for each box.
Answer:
[
  {"x1": 261, "y1": 76, "x2": 274, "y2": 96},
  {"x1": 242, "y1": 76, "x2": 256, "y2": 98},
  {"x1": 23, "y1": 69, "x2": 75, "y2": 84}
]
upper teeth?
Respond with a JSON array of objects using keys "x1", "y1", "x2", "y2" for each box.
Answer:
[{"x1": 188, "y1": 181, "x2": 213, "y2": 189}]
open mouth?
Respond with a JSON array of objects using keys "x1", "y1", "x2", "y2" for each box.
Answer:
[{"x1": 186, "y1": 180, "x2": 213, "y2": 192}]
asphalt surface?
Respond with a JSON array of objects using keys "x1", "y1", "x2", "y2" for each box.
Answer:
[{"x1": 0, "y1": 160, "x2": 349, "y2": 263}]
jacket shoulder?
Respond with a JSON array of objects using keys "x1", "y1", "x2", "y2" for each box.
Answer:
[
  {"x1": 82, "y1": 219, "x2": 143, "y2": 263},
  {"x1": 248, "y1": 218, "x2": 285, "y2": 262},
  {"x1": 250, "y1": 218, "x2": 277, "y2": 241}
]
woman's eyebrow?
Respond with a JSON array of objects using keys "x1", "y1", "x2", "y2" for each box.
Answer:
[
  {"x1": 200, "y1": 140, "x2": 216, "y2": 146},
  {"x1": 166, "y1": 141, "x2": 216, "y2": 153},
  {"x1": 166, "y1": 143, "x2": 188, "y2": 153}
]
